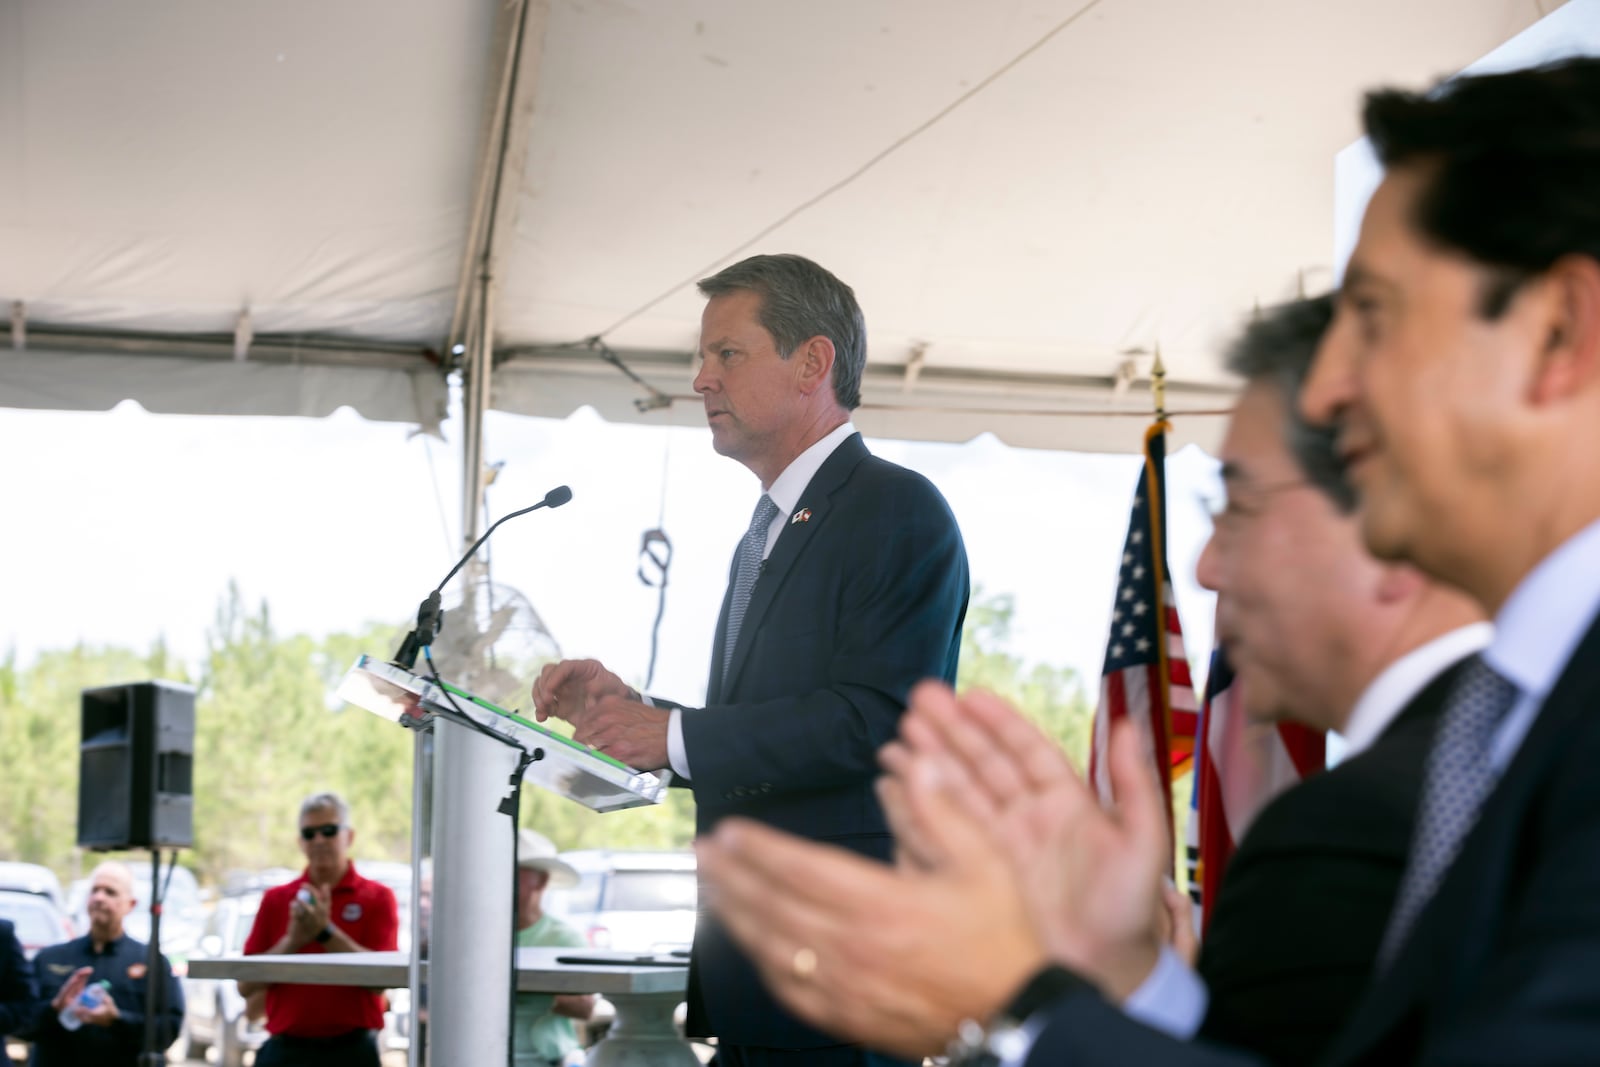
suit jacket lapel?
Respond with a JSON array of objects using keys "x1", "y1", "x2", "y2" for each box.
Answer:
[
  {"x1": 1331, "y1": 617, "x2": 1600, "y2": 1063},
  {"x1": 720, "y1": 433, "x2": 869, "y2": 697}
]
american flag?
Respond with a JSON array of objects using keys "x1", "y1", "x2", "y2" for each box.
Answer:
[
  {"x1": 1185, "y1": 637, "x2": 1325, "y2": 929},
  {"x1": 1089, "y1": 422, "x2": 1199, "y2": 856}
]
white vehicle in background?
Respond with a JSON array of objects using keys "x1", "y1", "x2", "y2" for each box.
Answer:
[
  {"x1": 0, "y1": 861, "x2": 69, "y2": 915},
  {"x1": 0, "y1": 888, "x2": 73, "y2": 959},
  {"x1": 544, "y1": 849, "x2": 697, "y2": 953}
]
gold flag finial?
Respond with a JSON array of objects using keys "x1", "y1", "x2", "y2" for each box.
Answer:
[{"x1": 1151, "y1": 344, "x2": 1167, "y2": 421}]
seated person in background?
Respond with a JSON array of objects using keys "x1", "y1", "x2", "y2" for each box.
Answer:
[
  {"x1": 28, "y1": 861, "x2": 184, "y2": 1067},
  {"x1": 513, "y1": 830, "x2": 595, "y2": 1067},
  {"x1": 239, "y1": 791, "x2": 398, "y2": 1067}
]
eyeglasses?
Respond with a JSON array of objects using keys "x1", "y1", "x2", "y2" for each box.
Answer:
[
  {"x1": 1200, "y1": 478, "x2": 1312, "y2": 527},
  {"x1": 300, "y1": 823, "x2": 342, "y2": 841}
]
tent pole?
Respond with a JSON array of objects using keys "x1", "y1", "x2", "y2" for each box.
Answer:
[
  {"x1": 427, "y1": 268, "x2": 506, "y2": 1066},
  {"x1": 462, "y1": 270, "x2": 492, "y2": 551},
  {"x1": 432, "y1": 4, "x2": 549, "y2": 1056},
  {"x1": 445, "y1": 0, "x2": 548, "y2": 366}
]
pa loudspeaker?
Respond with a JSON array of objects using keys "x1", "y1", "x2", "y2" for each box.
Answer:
[{"x1": 77, "y1": 680, "x2": 195, "y2": 851}]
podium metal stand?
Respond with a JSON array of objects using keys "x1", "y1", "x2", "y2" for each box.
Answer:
[{"x1": 427, "y1": 714, "x2": 520, "y2": 1065}]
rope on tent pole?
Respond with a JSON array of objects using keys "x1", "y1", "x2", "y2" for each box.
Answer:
[{"x1": 637, "y1": 430, "x2": 674, "y2": 690}]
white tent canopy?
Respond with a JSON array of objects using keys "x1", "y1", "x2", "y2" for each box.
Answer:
[{"x1": 0, "y1": 0, "x2": 1571, "y2": 455}]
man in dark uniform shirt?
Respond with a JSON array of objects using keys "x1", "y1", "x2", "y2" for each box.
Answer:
[{"x1": 28, "y1": 861, "x2": 184, "y2": 1066}]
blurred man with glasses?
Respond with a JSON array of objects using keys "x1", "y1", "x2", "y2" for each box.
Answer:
[{"x1": 239, "y1": 791, "x2": 398, "y2": 1067}]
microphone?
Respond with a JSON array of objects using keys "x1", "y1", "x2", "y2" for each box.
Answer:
[{"x1": 392, "y1": 485, "x2": 573, "y2": 668}]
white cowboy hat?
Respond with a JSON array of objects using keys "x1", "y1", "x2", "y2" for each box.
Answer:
[{"x1": 515, "y1": 829, "x2": 580, "y2": 888}]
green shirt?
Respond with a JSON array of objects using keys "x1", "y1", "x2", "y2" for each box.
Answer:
[{"x1": 513, "y1": 913, "x2": 588, "y2": 1066}]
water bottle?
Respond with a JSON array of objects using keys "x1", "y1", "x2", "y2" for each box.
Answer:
[{"x1": 58, "y1": 979, "x2": 111, "y2": 1031}]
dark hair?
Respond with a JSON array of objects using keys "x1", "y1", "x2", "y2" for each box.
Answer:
[
  {"x1": 1225, "y1": 294, "x2": 1355, "y2": 512},
  {"x1": 1363, "y1": 56, "x2": 1600, "y2": 317},
  {"x1": 697, "y1": 254, "x2": 867, "y2": 410}
]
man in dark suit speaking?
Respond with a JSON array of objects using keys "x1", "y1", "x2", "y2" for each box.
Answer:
[{"x1": 532, "y1": 253, "x2": 970, "y2": 1067}]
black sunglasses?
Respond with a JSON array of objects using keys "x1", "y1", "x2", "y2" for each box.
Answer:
[{"x1": 300, "y1": 823, "x2": 342, "y2": 841}]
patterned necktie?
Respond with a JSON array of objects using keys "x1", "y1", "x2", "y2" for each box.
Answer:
[
  {"x1": 721, "y1": 494, "x2": 779, "y2": 687},
  {"x1": 1379, "y1": 654, "x2": 1519, "y2": 967}
]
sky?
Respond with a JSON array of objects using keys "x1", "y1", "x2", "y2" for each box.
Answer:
[{"x1": 1, "y1": 398, "x2": 1220, "y2": 710}]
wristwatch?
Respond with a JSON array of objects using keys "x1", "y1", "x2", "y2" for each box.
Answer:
[
  {"x1": 314, "y1": 925, "x2": 335, "y2": 944},
  {"x1": 946, "y1": 965, "x2": 1095, "y2": 1066}
]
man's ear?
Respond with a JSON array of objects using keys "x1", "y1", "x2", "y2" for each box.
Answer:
[
  {"x1": 1530, "y1": 254, "x2": 1600, "y2": 406},
  {"x1": 795, "y1": 335, "x2": 836, "y2": 396}
]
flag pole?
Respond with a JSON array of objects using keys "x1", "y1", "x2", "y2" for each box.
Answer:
[
  {"x1": 1145, "y1": 348, "x2": 1178, "y2": 868},
  {"x1": 1152, "y1": 343, "x2": 1167, "y2": 422}
]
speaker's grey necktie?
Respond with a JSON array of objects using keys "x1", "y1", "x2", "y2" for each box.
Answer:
[
  {"x1": 1379, "y1": 654, "x2": 1519, "y2": 967},
  {"x1": 722, "y1": 494, "x2": 779, "y2": 686}
]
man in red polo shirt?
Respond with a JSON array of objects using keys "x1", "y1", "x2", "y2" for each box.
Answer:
[{"x1": 240, "y1": 791, "x2": 399, "y2": 1067}]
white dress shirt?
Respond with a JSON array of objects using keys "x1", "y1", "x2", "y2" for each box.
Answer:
[
  {"x1": 663, "y1": 422, "x2": 858, "y2": 780},
  {"x1": 1485, "y1": 516, "x2": 1600, "y2": 772},
  {"x1": 1003, "y1": 622, "x2": 1493, "y2": 1065},
  {"x1": 1339, "y1": 623, "x2": 1493, "y2": 756}
]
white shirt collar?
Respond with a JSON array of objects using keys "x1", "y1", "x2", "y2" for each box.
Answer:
[
  {"x1": 1337, "y1": 623, "x2": 1493, "y2": 756},
  {"x1": 1484, "y1": 516, "x2": 1600, "y2": 701},
  {"x1": 763, "y1": 421, "x2": 857, "y2": 522}
]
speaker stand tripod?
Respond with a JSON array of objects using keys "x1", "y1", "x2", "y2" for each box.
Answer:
[{"x1": 138, "y1": 848, "x2": 172, "y2": 1067}]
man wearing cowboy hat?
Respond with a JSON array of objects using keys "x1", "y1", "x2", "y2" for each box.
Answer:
[{"x1": 514, "y1": 829, "x2": 594, "y2": 1067}]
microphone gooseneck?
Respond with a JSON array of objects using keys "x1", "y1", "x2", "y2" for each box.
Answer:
[{"x1": 391, "y1": 484, "x2": 573, "y2": 667}]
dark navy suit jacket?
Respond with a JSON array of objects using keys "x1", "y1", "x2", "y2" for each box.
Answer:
[
  {"x1": 1022, "y1": 614, "x2": 1600, "y2": 1067},
  {"x1": 1197, "y1": 663, "x2": 1458, "y2": 1064},
  {"x1": 1321, "y1": 613, "x2": 1600, "y2": 1065},
  {"x1": 673, "y1": 432, "x2": 969, "y2": 1048}
]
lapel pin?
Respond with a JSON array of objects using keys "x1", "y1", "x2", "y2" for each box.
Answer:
[{"x1": 791, "y1": 508, "x2": 812, "y2": 525}]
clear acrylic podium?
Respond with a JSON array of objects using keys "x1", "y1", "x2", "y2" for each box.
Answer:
[{"x1": 332, "y1": 656, "x2": 690, "y2": 1066}]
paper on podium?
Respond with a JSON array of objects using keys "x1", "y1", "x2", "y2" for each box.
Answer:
[{"x1": 337, "y1": 654, "x2": 671, "y2": 813}]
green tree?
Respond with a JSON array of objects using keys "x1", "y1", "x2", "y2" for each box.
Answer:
[
  {"x1": 956, "y1": 587, "x2": 1095, "y2": 770},
  {"x1": 0, "y1": 584, "x2": 1102, "y2": 887},
  {"x1": 192, "y1": 585, "x2": 413, "y2": 882}
]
